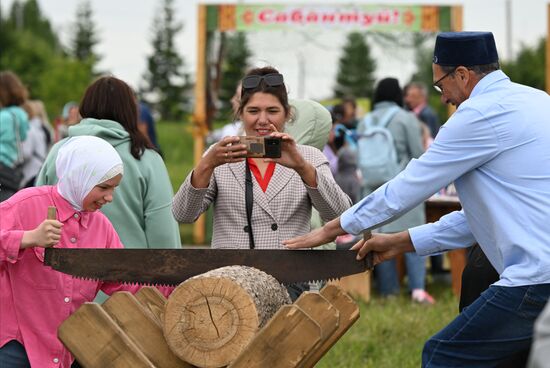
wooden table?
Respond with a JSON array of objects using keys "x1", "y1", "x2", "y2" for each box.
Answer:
[{"x1": 424, "y1": 196, "x2": 466, "y2": 296}]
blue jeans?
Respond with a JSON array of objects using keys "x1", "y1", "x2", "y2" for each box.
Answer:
[
  {"x1": 0, "y1": 340, "x2": 82, "y2": 368},
  {"x1": 0, "y1": 340, "x2": 31, "y2": 368},
  {"x1": 423, "y1": 283, "x2": 550, "y2": 367},
  {"x1": 376, "y1": 252, "x2": 427, "y2": 295},
  {"x1": 285, "y1": 282, "x2": 310, "y2": 302}
]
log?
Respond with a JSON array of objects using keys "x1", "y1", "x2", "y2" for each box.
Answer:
[{"x1": 163, "y1": 266, "x2": 291, "y2": 368}]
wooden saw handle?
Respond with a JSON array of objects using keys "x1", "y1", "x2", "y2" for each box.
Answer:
[
  {"x1": 47, "y1": 206, "x2": 57, "y2": 220},
  {"x1": 363, "y1": 230, "x2": 372, "y2": 241},
  {"x1": 363, "y1": 230, "x2": 374, "y2": 270}
]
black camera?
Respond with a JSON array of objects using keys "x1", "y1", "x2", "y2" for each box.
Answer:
[{"x1": 238, "y1": 136, "x2": 282, "y2": 158}]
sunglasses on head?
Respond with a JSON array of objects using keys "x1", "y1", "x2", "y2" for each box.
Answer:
[{"x1": 241, "y1": 73, "x2": 285, "y2": 90}]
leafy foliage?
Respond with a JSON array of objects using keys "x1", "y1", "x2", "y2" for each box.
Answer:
[
  {"x1": 70, "y1": 0, "x2": 99, "y2": 68},
  {"x1": 408, "y1": 33, "x2": 449, "y2": 123},
  {"x1": 502, "y1": 38, "x2": 546, "y2": 91},
  {"x1": 218, "y1": 32, "x2": 251, "y2": 117},
  {"x1": 408, "y1": 33, "x2": 437, "y2": 89},
  {"x1": 141, "y1": 0, "x2": 191, "y2": 120},
  {"x1": 334, "y1": 32, "x2": 376, "y2": 99},
  {"x1": 0, "y1": 0, "x2": 94, "y2": 120},
  {"x1": 35, "y1": 57, "x2": 93, "y2": 121},
  {"x1": 3, "y1": 0, "x2": 60, "y2": 50}
]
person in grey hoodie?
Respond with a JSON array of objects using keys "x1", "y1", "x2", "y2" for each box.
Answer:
[{"x1": 36, "y1": 76, "x2": 181, "y2": 301}]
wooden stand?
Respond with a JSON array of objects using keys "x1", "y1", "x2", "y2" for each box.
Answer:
[
  {"x1": 329, "y1": 271, "x2": 371, "y2": 303},
  {"x1": 59, "y1": 283, "x2": 359, "y2": 368},
  {"x1": 425, "y1": 196, "x2": 467, "y2": 296},
  {"x1": 59, "y1": 295, "x2": 190, "y2": 368}
]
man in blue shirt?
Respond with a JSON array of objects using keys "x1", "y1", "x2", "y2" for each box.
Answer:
[{"x1": 285, "y1": 31, "x2": 550, "y2": 367}]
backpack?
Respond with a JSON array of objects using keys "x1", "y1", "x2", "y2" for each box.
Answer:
[
  {"x1": 333, "y1": 123, "x2": 358, "y2": 150},
  {"x1": 357, "y1": 106, "x2": 400, "y2": 188}
]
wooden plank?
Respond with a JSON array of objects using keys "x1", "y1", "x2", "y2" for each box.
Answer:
[
  {"x1": 300, "y1": 285, "x2": 360, "y2": 366},
  {"x1": 448, "y1": 248, "x2": 467, "y2": 296},
  {"x1": 47, "y1": 206, "x2": 56, "y2": 220},
  {"x1": 425, "y1": 198, "x2": 465, "y2": 295},
  {"x1": 58, "y1": 303, "x2": 154, "y2": 368},
  {"x1": 229, "y1": 305, "x2": 321, "y2": 368},
  {"x1": 329, "y1": 271, "x2": 371, "y2": 303},
  {"x1": 295, "y1": 292, "x2": 339, "y2": 368},
  {"x1": 193, "y1": 3, "x2": 208, "y2": 245},
  {"x1": 102, "y1": 292, "x2": 190, "y2": 368},
  {"x1": 134, "y1": 287, "x2": 167, "y2": 327}
]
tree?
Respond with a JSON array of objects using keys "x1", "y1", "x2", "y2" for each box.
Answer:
[
  {"x1": 70, "y1": 0, "x2": 99, "y2": 67},
  {"x1": 35, "y1": 56, "x2": 93, "y2": 121},
  {"x1": 141, "y1": 0, "x2": 190, "y2": 120},
  {"x1": 218, "y1": 32, "x2": 251, "y2": 117},
  {"x1": 5, "y1": 0, "x2": 60, "y2": 50},
  {"x1": 502, "y1": 38, "x2": 546, "y2": 91},
  {"x1": 0, "y1": 0, "x2": 94, "y2": 120},
  {"x1": 408, "y1": 33, "x2": 436, "y2": 88},
  {"x1": 408, "y1": 33, "x2": 448, "y2": 122},
  {"x1": 334, "y1": 32, "x2": 376, "y2": 99}
]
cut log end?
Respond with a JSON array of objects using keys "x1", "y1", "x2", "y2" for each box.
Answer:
[{"x1": 163, "y1": 266, "x2": 291, "y2": 368}]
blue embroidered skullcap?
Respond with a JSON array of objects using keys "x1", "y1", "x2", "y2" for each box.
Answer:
[{"x1": 433, "y1": 32, "x2": 499, "y2": 66}]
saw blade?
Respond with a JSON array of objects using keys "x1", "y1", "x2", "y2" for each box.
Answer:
[{"x1": 44, "y1": 248, "x2": 373, "y2": 285}]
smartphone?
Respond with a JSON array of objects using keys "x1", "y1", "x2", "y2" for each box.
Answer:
[{"x1": 238, "y1": 136, "x2": 282, "y2": 158}]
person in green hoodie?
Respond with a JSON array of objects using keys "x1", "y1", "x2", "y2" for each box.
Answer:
[
  {"x1": 0, "y1": 71, "x2": 30, "y2": 201},
  {"x1": 36, "y1": 76, "x2": 181, "y2": 301}
]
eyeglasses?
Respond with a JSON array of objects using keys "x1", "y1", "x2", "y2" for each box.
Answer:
[
  {"x1": 433, "y1": 67, "x2": 457, "y2": 93},
  {"x1": 242, "y1": 73, "x2": 284, "y2": 90}
]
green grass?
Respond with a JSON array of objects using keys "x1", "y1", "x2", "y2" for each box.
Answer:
[
  {"x1": 317, "y1": 279, "x2": 457, "y2": 368},
  {"x1": 157, "y1": 120, "x2": 459, "y2": 367},
  {"x1": 156, "y1": 120, "x2": 213, "y2": 245}
]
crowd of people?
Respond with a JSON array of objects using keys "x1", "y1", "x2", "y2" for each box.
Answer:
[{"x1": 1, "y1": 30, "x2": 550, "y2": 368}]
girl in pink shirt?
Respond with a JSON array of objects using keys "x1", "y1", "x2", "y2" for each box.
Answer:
[{"x1": 0, "y1": 136, "x2": 153, "y2": 368}]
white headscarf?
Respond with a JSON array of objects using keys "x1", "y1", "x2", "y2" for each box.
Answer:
[{"x1": 56, "y1": 136, "x2": 123, "y2": 211}]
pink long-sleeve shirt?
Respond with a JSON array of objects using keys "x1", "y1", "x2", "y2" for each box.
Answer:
[{"x1": 0, "y1": 186, "x2": 153, "y2": 368}]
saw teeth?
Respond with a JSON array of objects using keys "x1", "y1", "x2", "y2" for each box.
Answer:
[{"x1": 72, "y1": 275, "x2": 101, "y2": 283}]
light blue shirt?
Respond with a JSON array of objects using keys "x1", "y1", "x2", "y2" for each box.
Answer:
[{"x1": 341, "y1": 70, "x2": 550, "y2": 287}]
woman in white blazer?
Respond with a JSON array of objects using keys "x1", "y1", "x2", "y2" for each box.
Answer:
[{"x1": 172, "y1": 67, "x2": 352, "y2": 298}]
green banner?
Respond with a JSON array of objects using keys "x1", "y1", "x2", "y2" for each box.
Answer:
[{"x1": 235, "y1": 4, "x2": 423, "y2": 32}]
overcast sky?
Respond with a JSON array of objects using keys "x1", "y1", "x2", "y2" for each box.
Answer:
[{"x1": 3, "y1": 0, "x2": 549, "y2": 100}]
